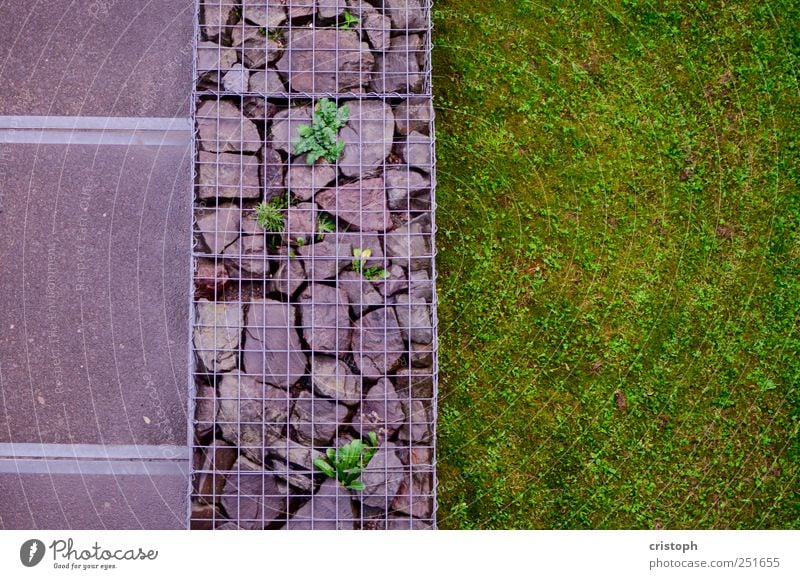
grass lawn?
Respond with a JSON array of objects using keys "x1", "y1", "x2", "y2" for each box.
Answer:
[{"x1": 432, "y1": 0, "x2": 800, "y2": 528}]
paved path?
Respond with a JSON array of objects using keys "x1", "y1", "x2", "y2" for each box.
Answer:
[
  {"x1": 0, "y1": 0, "x2": 194, "y2": 529},
  {"x1": 0, "y1": 0, "x2": 438, "y2": 530}
]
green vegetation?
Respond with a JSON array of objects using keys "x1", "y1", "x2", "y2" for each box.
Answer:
[
  {"x1": 294, "y1": 98, "x2": 349, "y2": 165},
  {"x1": 317, "y1": 213, "x2": 336, "y2": 240},
  {"x1": 314, "y1": 432, "x2": 380, "y2": 491},
  {"x1": 254, "y1": 195, "x2": 288, "y2": 233},
  {"x1": 339, "y1": 10, "x2": 360, "y2": 30},
  {"x1": 352, "y1": 247, "x2": 389, "y2": 280},
  {"x1": 434, "y1": 0, "x2": 800, "y2": 529}
]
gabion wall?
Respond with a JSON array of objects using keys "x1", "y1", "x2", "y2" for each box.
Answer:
[{"x1": 190, "y1": 0, "x2": 437, "y2": 530}]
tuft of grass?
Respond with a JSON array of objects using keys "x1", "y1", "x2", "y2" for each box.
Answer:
[
  {"x1": 433, "y1": 0, "x2": 800, "y2": 529},
  {"x1": 254, "y1": 195, "x2": 289, "y2": 232},
  {"x1": 317, "y1": 213, "x2": 336, "y2": 241}
]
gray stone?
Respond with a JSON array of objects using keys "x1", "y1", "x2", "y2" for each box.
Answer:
[
  {"x1": 339, "y1": 100, "x2": 395, "y2": 178},
  {"x1": 215, "y1": 522, "x2": 242, "y2": 530},
  {"x1": 270, "y1": 105, "x2": 313, "y2": 155},
  {"x1": 393, "y1": 368, "x2": 433, "y2": 400},
  {"x1": 198, "y1": 152, "x2": 261, "y2": 200},
  {"x1": 197, "y1": 41, "x2": 238, "y2": 72},
  {"x1": 400, "y1": 130, "x2": 433, "y2": 173},
  {"x1": 197, "y1": 70, "x2": 224, "y2": 93},
  {"x1": 285, "y1": 479, "x2": 355, "y2": 529},
  {"x1": 195, "y1": 440, "x2": 238, "y2": 502},
  {"x1": 217, "y1": 372, "x2": 290, "y2": 460},
  {"x1": 196, "y1": 258, "x2": 231, "y2": 300},
  {"x1": 221, "y1": 457, "x2": 285, "y2": 529},
  {"x1": 318, "y1": 0, "x2": 347, "y2": 19},
  {"x1": 410, "y1": 342, "x2": 433, "y2": 368},
  {"x1": 282, "y1": 202, "x2": 318, "y2": 247},
  {"x1": 397, "y1": 445, "x2": 433, "y2": 468},
  {"x1": 194, "y1": 383, "x2": 217, "y2": 439},
  {"x1": 363, "y1": 12, "x2": 391, "y2": 51},
  {"x1": 351, "y1": 378, "x2": 404, "y2": 438},
  {"x1": 310, "y1": 355, "x2": 361, "y2": 405},
  {"x1": 242, "y1": 96, "x2": 279, "y2": 120},
  {"x1": 243, "y1": 38, "x2": 282, "y2": 70},
  {"x1": 394, "y1": 366, "x2": 434, "y2": 399},
  {"x1": 360, "y1": 442, "x2": 404, "y2": 508},
  {"x1": 241, "y1": 211, "x2": 264, "y2": 236},
  {"x1": 190, "y1": 502, "x2": 219, "y2": 529},
  {"x1": 287, "y1": 0, "x2": 315, "y2": 19},
  {"x1": 223, "y1": 234, "x2": 270, "y2": 277},
  {"x1": 297, "y1": 236, "x2": 350, "y2": 281},
  {"x1": 202, "y1": 0, "x2": 239, "y2": 38},
  {"x1": 299, "y1": 284, "x2": 351, "y2": 354},
  {"x1": 385, "y1": 167, "x2": 431, "y2": 210},
  {"x1": 398, "y1": 399, "x2": 433, "y2": 443},
  {"x1": 409, "y1": 269, "x2": 433, "y2": 301},
  {"x1": 338, "y1": 270, "x2": 384, "y2": 317},
  {"x1": 233, "y1": 26, "x2": 282, "y2": 69},
  {"x1": 394, "y1": 98, "x2": 432, "y2": 136},
  {"x1": 222, "y1": 63, "x2": 250, "y2": 93},
  {"x1": 290, "y1": 390, "x2": 349, "y2": 446},
  {"x1": 266, "y1": 438, "x2": 323, "y2": 492},
  {"x1": 382, "y1": 0, "x2": 426, "y2": 31},
  {"x1": 316, "y1": 177, "x2": 391, "y2": 232},
  {"x1": 243, "y1": 300, "x2": 307, "y2": 388},
  {"x1": 262, "y1": 146, "x2": 286, "y2": 198},
  {"x1": 385, "y1": 516, "x2": 433, "y2": 530},
  {"x1": 346, "y1": 1, "x2": 390, "y2": 50},
  {"x1": 384, "y1": 214, "x2": 432, "y2": 271},
  {"x1": 287, "y1": 158, "x2": 336, "y2": 201},
  {"x1": 276, "y1": 29, "x2": 374, "y2": 93},
  {"x1": 370, "y1": 33, "x2": 424, "y2": 93},
  {"x1": 194, "y1": 300, "x2": 242, "y2": 373},
  {"x1": 394, "y1": 293, "x2": 433, "y2": 344},
  {"x1": 249, "y1": 69, "x2": 285, "y2": 93},
  {"x1": 197, "y1": 100, "x2": 262, "y2": 153},
  {"x1": 392, "y1": 469, "x2": 434, "y2": 519},
  {"x1": 241, "y1": 0, "x2": 287, "y2": 28},
  {"x1": 374, "y1": 264, "x2": 408, "y2": 297},
  {"x1": 196, "y1": 203, "x2": 241, "y2": 254},
  {"x1": 343, "y1": 0, "x2": 374, "y2": 18},
  {"x1": 353, "y1": 308, "x2": 404, "y2": 380},
  {"x1": 267, "y1": 253, "x2": 306, "y2": 297}
]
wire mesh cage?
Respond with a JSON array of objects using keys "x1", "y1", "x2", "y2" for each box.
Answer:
[
  {"x1": 189, "y1": 89, "x2": 437, "y2": 529},
  {"x1": 196, "y1": 0, "x2": 433, "y2": 98}
]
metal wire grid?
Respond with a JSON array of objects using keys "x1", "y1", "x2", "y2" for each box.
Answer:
[
  {"x1": 190, "y1": 0, "x2": 437, "y2": 531},
  {"x1": 195, "y1": 0, "x2": 433, "y2": 98}
]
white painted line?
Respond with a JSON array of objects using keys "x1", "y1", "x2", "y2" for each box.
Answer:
[
  {"x1": 0, "y1": 115, "x2": 192, "y2": 146},
  {"x1": 0, "y1": 458, "x2": 189, "y2": 476},
  {"x1": 0, "y1": 443, "x2": 190, "y2": 461}
]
